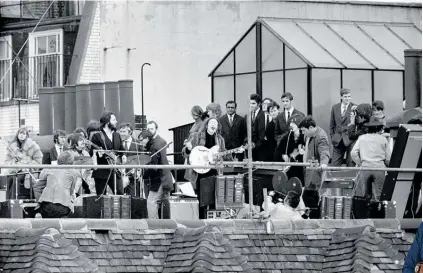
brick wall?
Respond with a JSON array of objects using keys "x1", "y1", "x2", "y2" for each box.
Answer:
[{"x1": 79, "y1": 1, "x2": 101, "y2": 84}]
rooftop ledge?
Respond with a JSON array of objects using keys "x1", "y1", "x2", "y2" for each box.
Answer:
[{"x1": 0, "y1": 218, "x2": 419, "y2": 233}]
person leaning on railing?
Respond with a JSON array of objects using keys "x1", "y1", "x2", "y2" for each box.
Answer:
[
  {"x1": 350, "y1": 117, "x2": 392, "y2": 201},
  {"x1": 33, "y1": 151, "x2": 82, "y2": 218}
]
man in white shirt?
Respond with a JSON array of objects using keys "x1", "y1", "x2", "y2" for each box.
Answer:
[
  {"x1": 274, "y1": 92, "x2": 305, "y2": 144},
  {"x1": 42, "y1": 130, "x2": 67, "y2": 165}
]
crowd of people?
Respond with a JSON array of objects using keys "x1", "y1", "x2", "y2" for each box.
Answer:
[
  {"x1": 181, "y1": 88, "x2": 404, "y2": 218},
  {"x1": 3, "y1": 113, "x2": 172, "y2": 219},
  {"x1": 2, "y1": 87, "x2": 420, "y2": 220}
]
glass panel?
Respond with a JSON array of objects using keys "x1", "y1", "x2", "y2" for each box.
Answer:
[
  {"x1": 298, "y1": 22, "x2": 373, "y2": 69},
  {"x1": 360, "y1": 24, "x2": 410, "y2": 65},
  {"x1": 263, "y1": 19, "x2": 342, "y2": 68},
  {"x1": 389, "y1": 26, "x2": 422, "y2": 49},
  {"x1": 235, "y1": 73, "x2": 256, "y2": 115},
  {"x1": 328, "y1": 23, "x2": 401, "y2": 70},
  {"x1": 48, "y1": 35, "x2": 57, "y2": 54},
  {"x1": 342, "y1": 70, "x2": 372, "y2": 105},
  {"x1": 235, "y1": 26, "x2": 256, "y2": 74},
  {"x1": 285, "y1": 46, "x2": 307, "y2": 69},
  {"x1": 262, "y1": 71, "x2": 283, "y2": 102},
  {"x1": 37, "y1": 36, "x2": 47, "y2": 55},
  {"x1": 285, "y1": 69, "x2": 307, "y2": 115},
  {"x1": 374, "y1": 71, "x2": 403, "y2": 119},
  {"x1": 262, "y1": 26, "x2": 283, "y2": 71},
  {"x1": 0, "y1": 41, "x2": 7, "y2": 60},
  {"x1": 213, "y1": 76, "x2": 234, "y2": 107},
  {"x1": 214, "y1": 51, "x2": 234, "y2": 76},
  {"x1": 312, "y1": 69, "x2": 341, "y2": 134},
  {"x1": 0, "y1": 59, "x2": 12, "y2": 101}
]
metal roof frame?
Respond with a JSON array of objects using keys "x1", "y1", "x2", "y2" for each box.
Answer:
[{"x1": 208, "y1": 17, "x2": 421, "y2": 77}]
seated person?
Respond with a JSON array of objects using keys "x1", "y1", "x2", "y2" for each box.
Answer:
[
  {"x1": 260, "y1": 190, "x2": 303, "y2": 220},
  {"x1": 33, "y1": 151, "x2": 82, "y2": 218}
]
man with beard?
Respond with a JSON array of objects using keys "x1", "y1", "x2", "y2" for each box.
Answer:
[
  {"x1": 146, "y1": 121, "x2": 173, "y2": 218},
  {"x1": 42, "y1": 130, "x2": 67, "y2": 165},
  {"x1": 118, "y1": 123, "x2": 143, "y2": 196},
  {"x1": 183, "y1": 117, "x2": 234, "y2": 219},
  {"x1": 90, "y1": 112, "x2": 126, "y2": 195}
]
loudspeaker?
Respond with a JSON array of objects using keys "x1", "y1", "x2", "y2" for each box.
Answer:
[
  {"x1": 83, "y1": 195, "x2": 131, "y2": 219},
  {"x1": 169, "y1": 196, "x2": 199, "y2": 220},
  {"x1": 381, "y1": 124, "x2": 422, "y2": 218},
  {"x1": 0, "y1": 200, "x2": 37, "y2": 219}
]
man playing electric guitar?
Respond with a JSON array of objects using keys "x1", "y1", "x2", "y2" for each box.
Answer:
[
  {"x1": 274, "y1": 114, "x2": 306, "y2": 185},
  {"x1": 90, "y1": 112, "x2": 126, "y2": 195},
  {"x1": 182, "y1": 117, "x2": 241, "y2": 219}
]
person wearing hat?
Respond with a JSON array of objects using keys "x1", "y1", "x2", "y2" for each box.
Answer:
[{"x1": 350, "y1": 116, "x2": 392, "y2": 201}]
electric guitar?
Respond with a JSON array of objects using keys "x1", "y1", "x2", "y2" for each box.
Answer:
[{"x1": 189, "y1": 145, "x2": 247, "y2": 174}]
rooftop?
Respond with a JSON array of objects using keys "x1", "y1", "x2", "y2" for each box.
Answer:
[{"x1": 0, "y1": 219, "x2": 415, "y2": 273}]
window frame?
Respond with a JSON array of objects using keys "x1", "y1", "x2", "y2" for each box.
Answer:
[
  {"x1": 28, "y1": 29, "x2": 64, "y2": 98},
  {"x1": 0, "y1": 35, "x2": 13, "y2": 101}
]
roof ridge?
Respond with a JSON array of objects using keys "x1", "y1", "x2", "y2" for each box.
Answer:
[{"x1": 3, "y1": 226, "x2": 100, "y2": 273}]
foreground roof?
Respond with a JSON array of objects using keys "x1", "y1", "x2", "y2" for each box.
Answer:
[{"x1": 0, "y1": 219, "x2": 415, "y2": 273}]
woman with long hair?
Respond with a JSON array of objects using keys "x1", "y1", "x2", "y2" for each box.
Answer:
[{"x1": 4, "y1": 126, "x2": 43, "y2": 199}]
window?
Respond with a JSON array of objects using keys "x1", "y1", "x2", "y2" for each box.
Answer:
[
  {"x1": 29, "y1": 29, "x2": 63, "y2": 98},
  {"x1": 0, "y1": 35, "x2": 12, "y2": 102}
]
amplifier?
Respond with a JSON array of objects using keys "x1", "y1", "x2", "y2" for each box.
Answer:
[
  {"x1": 169, "y1": 196, "x2": 199, "y2": 220},
  {"x1": 131, "y1": 196, "x2": 148, "y2": 219},
  {"x1": 215, "y1": 175, "x2": 244, "y2": 210},
  {"x1": 321, "y1": 196, "x2": 352, "y2": 219},
  {"x1": 321, "y1": 177, "x2": 355, "y2": 197},
  {"x1": 369, "y1": 201, "x2": 397, "y2": 219},
  {"x1": 0, "y1": 199, "x2": 37, "y2": 219},
  {"x1": 83, "y1": 195, "x2": 131, "y2": 219}
]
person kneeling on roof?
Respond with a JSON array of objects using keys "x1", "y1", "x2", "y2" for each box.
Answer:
[
  {"x1": 33, "y1": 151, "x2": 82, "y2": 218},
  {"x1": 260, "y1": 190, "x2": 304, "y2": 220}
]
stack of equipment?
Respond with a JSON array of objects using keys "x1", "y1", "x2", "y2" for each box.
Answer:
[
  {"x1": 83, "y1": 195, "x2": 131, "y2": 219},
  {"x1": 215, "y1": 175, "x2": 244, "y2": 210}
]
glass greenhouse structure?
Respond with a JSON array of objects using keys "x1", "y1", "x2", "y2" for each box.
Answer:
[{"x1": 209, "y1": 18, "x2": 422, "y2": 132}]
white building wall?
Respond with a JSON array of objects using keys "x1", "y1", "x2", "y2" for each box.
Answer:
[{"x1": 79, "y1": 1, "x2": 102, "y2": 84}]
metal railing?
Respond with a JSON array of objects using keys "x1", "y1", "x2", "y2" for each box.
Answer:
[
  {"x1": 0, "y1": 162, "x2": 421, "y2": 172},
  {"x1": 0, "y1": 54, "x2": 72, "y2": 102},
  {"x1": 0, "y1": 1, "x2": 84, "y2": 21}
]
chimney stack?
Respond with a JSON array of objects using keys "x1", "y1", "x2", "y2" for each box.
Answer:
[{"x1": 404, "y1": 49, "x2": 422, "y2": 110}]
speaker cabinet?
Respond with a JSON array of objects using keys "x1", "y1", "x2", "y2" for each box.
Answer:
[{"x1": 381, "y1": 124, "x2": 422, "y2": 218}]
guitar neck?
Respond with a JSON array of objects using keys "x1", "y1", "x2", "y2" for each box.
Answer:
[{"x1": 217, "y1": 146, "x2": 244, "y2": 157}]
